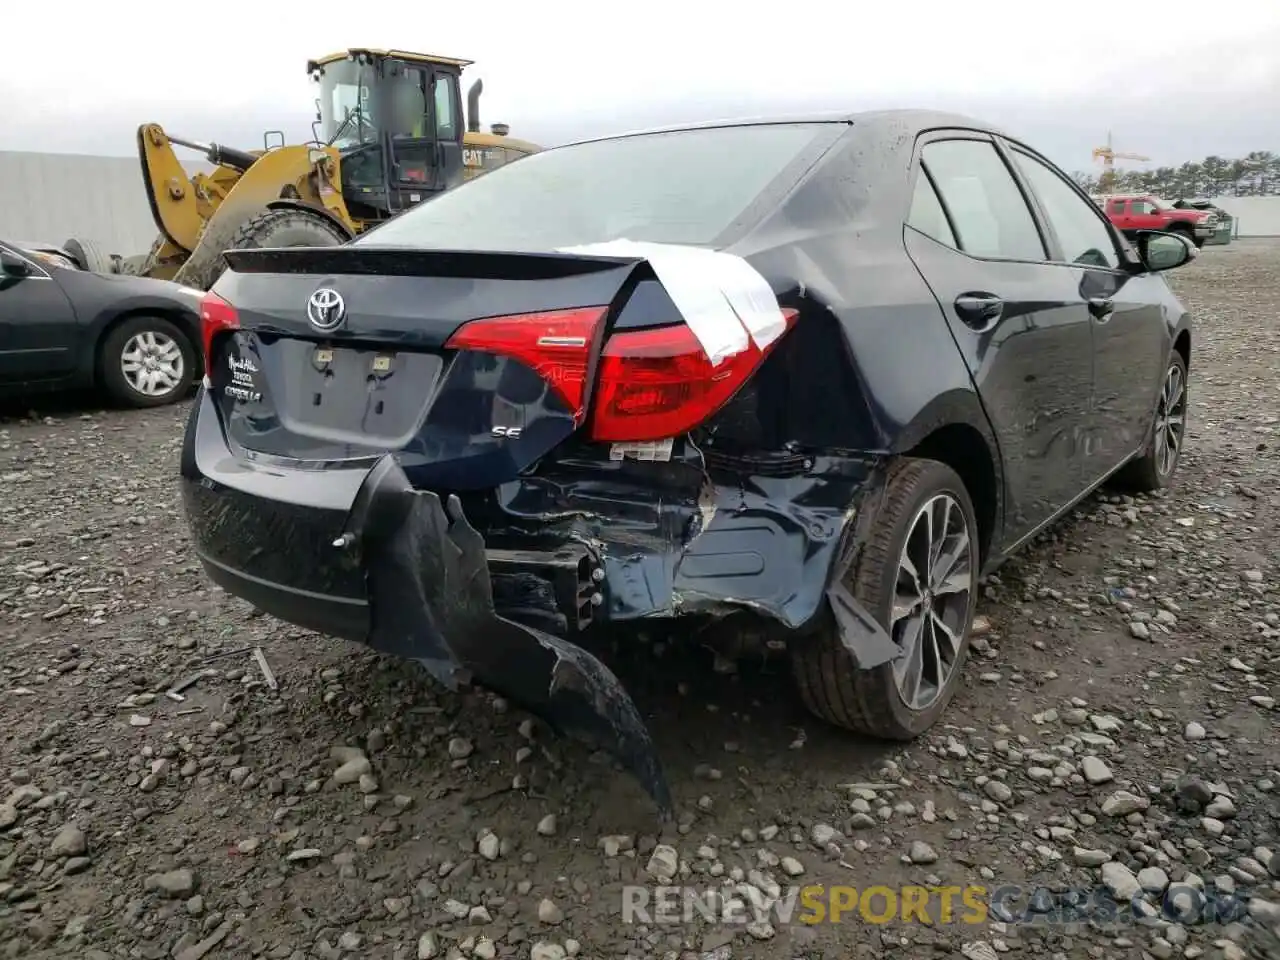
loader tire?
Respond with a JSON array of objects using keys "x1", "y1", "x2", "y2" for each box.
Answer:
[
  {"x1": 790, "y1": 458, "x2": 980, "y2": 740},
  {"x1": 173, "y1": 208, "x2": 348, "y2": 291},
  {"x1": 64, "y1": 237, "x2": 114, "y2": 274}
]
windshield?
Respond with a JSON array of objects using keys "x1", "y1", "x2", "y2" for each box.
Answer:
[
  {"x1": 356, "y1": 122, "x2": 834, "y2": 251},
  {"x1": 317, "y1": 60, "x2": 377, "y2": 148}
]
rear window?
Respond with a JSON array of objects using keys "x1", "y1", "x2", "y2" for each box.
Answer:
[{"x1": 356, "y1": 123, "x2": 834, "y2": 251}]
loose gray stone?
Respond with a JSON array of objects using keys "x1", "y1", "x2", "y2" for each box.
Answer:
[
  {"x1": 49, "y1": 823, "x2": 87, "y2": 858},
  {"x1": 908, "y1": 840, "x2": 938, "y2": 864},
  {"x1": 1137, "y1": 866, "x2": 1170, "y2": 893},
  {"x1": 647, "y1": 844, "x2": 679, "y2": 880},
  {"x1": 537, "y1": 898, "x2": 563, "y2": 924},
  {"x1": 148, "y1": 868, "x2": 197, "y2": 898},
  {"x1": 1101, "y1": 861, "x2": 1140, "y2": 901},
  {"x1": 1081, "y1": 756, "x2": 1114, "y2": 784},
  {"x1": 1101, "y1": 790, "x2": 1149, "y2": 816},
  {"x1": 333, "y1": 757, "x2": 371, "y2": 785},
  {"x1": 984, "y1": 780, "x2": 1013, "y2": 803}
]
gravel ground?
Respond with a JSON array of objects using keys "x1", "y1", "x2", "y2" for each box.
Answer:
[{"x1": 2, "y1": 240, "x2": 1279, "y2": 960}]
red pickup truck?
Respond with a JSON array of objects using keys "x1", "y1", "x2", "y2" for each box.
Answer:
[{"x1": 1095, "y1": 194, "x2": 1217, "y2": 248}]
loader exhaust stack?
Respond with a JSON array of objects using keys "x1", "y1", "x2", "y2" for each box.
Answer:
[{"x1": 467, "y1": 79, "x2": 483, "y2": 133}]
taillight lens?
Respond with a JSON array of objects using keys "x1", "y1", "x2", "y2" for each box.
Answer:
[
  {"x1": 444, "y1": 304, "x2": 799, "y2": 443},
  {"x1": 200, "y1": 291, "x2": 240, "y2": 378},
  {"x1": 589, "y1": 307, "x2": 799, "y2": 443},
  {"x1": 445, "y1": 306, "x2": 608, "y2": 423}
]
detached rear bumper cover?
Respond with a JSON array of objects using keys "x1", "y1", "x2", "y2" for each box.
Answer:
[
  {"x1": 181, "y1": 391, "x2": 900, "y2": 816},
  {"x1": 341, "y1": 453, "x2": 672, "y2": 814}
]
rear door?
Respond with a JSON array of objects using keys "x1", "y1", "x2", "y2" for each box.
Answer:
[
  {"x1": 1107, "y1": 199, "x2": 1131, "y2": 230},
  {"x1": 903, "y1": 133, "x2": 1094, "y2": 547},
  {"x1": 1003, "y1": 144, "x2": 1169, "y2": 476},
  {"x1": 0, "y1": 245, "x2": 79, "y2": 381}
]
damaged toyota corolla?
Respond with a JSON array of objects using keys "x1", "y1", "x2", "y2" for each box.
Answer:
[{"x1": 181, "y1": 111, "x2": 1195, "y2": 816}]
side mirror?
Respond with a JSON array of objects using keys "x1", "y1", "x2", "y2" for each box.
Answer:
[
  {"x1": 0, "y1": 250, "x2": 33, "y2": 278},
  {"x1": 1135, "y1": 230, "x2": 1196, "y2": 273}
]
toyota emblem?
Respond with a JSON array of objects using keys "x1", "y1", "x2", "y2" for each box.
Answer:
[{"x1": 307, "y1": 288, "x2": 346, "y2": 331}]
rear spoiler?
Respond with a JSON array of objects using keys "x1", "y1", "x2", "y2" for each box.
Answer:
[
  {"x1": 222, "y1": 246, "x2": 643, "y2": 281},
  {"x1": 223, "y1": 240, "x2": 793, "y2": 367}
]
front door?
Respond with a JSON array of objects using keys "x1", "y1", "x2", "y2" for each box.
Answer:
[
  {"x1": 0, "y1": 246, "x2": 79, "y2": 381},
  {"x1": 1001, "y1": 144, "x2": 1171, "y2": 478},
  {"x1": 383, "y1": 63, "x2": 464, "y2": 209},
  {"x1": 903, "y1": 134, "x2": 1095, "y2": 547},
  {"x1": 385, "y1": 62, "x2": 438, "y2": 204},
  {"x1": 1128, "y1": 198, "x2": 1166, "y2": 232}
]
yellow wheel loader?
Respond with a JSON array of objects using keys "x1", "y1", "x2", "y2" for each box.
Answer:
[{"x1": 67, "y1": 49, "x2": 540, "y2": 289}]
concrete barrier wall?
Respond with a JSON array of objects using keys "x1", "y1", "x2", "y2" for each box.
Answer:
[
  {"x1": 1208, "y1": 196, "x2": 1280, "y2": 237},
  {"x1": 0, "y1": 151, "x2": 159, "y2": 258}
]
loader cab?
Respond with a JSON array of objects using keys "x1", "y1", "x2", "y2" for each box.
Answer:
[{"x1": 309, "y1": 48, "x2": 468, "y2": 223}]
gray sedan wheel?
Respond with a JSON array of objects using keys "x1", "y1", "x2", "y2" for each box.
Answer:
[{"x1": 99, "y1": 315, "x2": 196, "y2": 408}]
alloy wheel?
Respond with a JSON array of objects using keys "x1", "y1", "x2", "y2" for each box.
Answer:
[
  {"x1": 1153, "y1": 362, "x2": 1187, "y2": 477},
  {"x1": 890, "y1": 493, "x2": 974, "y2": 710},
  {"x1": 121, "y1": 330, "x2": 185, "y2": 398}
]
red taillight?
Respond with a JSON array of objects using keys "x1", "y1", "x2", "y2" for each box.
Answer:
[
  {"x1": 200, "y1": 291, "x2": 240, "y2": 378},
  {"x1": 588, "y1": 307, "x2": 799, "y2": 443},
  {"x1": 445, "y1": 306, "x2": 608, "y2": 422}
]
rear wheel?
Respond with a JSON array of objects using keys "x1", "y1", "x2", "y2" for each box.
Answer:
[
  {"x1": 98, "y1": 315, "x2": 196, "y2": 408},
  {"x1": 790, "y1": 458, "x2": 979, "y2": 740},
  {"x1": 174, "y1": 208, "x2": 349, "y2": 291},
  {"x1": 64, "y1": 237, "x2": 114, "y2": 274},
  {"x1": 1112, "y1": 351, "x2": 1188, "y2": 492}
]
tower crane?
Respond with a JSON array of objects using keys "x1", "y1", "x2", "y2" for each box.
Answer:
[{"x1": 1092, "y1": 131, "x2": 1150, "y2": 190}]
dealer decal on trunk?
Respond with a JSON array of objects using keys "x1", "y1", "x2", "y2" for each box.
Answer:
[{"x1": 226, "y1": 354, "x2": 263, "y2": 404}]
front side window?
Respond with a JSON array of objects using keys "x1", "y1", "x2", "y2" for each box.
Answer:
[
  {"x1": 920, "y1": 139, "x2": 1045, "y2": 262},
  {"x1": 357, "y1": 122, "x2": 835, "y2": 251},
  {"x1": 317, "y1": 60, "x2": 376, "y2": 148},
  {"x1": 388, "y1": 66, "x2": 429, "y2": 139},
  {"x1": 1010, "y1": 149, "x2": 1120, "y2": 269},
  {"x1": 1133, "y1": 200, "x2": 1156, "y2": 215}
]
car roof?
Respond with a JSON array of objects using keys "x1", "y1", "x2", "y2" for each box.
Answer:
[
  {"x1": 562, "y1": 108, "x2": 1008, "y2": 147},
  {"x1": 10, "y1": 239, "x2": 69, "y2": 252}
]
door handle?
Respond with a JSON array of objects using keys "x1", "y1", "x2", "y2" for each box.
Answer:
[
  {"x1": 1088, "y1": 297, "x2": 1115, "y2": 321},
  {"x1": 954, "y1": 293, "x2": 1004, "y2": 330}
]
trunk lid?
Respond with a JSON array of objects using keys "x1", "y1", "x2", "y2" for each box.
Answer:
[{"x1": 208, "y1": 247, "x2": 644, "y2": 490}]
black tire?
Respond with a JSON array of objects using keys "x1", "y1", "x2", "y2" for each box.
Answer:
[
  {"x1": 64, "y1": 237, "x2": 114, "y2": 274},
  {"x1": 1112, "y1": 350, "x2": 1188, "y2": 493},
  {"x1": 1167, "y1": 224, "x2": 1195, "y2": 247},
  {"x1": 98, "y1": 315, "x2": 197, "y2": 409},
  {"x1": 173, "y1": 208, "x2": 348, "y2": 291},
  {"x1": 790, "y1": 458, "x2": 980, "y2": 740}
]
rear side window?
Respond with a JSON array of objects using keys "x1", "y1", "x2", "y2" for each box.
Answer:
[
  {"x1": 920, "y1": 139, "x2": 1046, "y2": 262},
  {"x1": 357, "y1": 123, "x2": 834, "y2": 251},
  {"x1": 907, "y1": 170, "x2": 957, "y2": 247}
]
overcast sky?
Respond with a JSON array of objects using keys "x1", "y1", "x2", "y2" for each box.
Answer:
[{"x1": 9, "y1": 0, "x2": 1280, "y2": 173}]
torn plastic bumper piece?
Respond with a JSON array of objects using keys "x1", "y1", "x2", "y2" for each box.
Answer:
[
  {"x1": 825, "y1": 581, "x2": 901, "y2": 670},
  {"x1": 337, "y1": 454, "x2": 673, "y2": 817}
]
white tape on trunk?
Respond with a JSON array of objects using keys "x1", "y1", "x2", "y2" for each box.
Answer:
[{"x1": 559, "y1": 240, "x2": 787, "y2": 366}]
